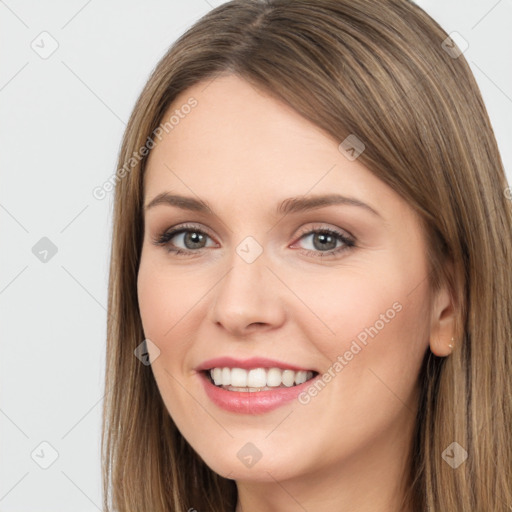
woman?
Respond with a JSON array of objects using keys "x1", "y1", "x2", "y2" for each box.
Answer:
[{"x1": 102, "y1": 1, "x2": 512, "y2": 510}]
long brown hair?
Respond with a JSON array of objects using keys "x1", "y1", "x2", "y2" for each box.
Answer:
[{"x1": 102, "y1": 1, "x2": 512, "y2": 510}]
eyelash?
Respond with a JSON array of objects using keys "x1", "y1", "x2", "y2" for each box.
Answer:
[{"x1": 152, "y1": 223, "x2": 356, "y2": 258}]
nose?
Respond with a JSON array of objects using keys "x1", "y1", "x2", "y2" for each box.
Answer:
[{"x1": 209, "y1": 249, "x2": 286, "y2": 337}]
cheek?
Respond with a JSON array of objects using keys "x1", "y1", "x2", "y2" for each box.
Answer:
[
  {"x1": 137, "y1": 266, "x2": 169, "y2": 341},
  {"x1": 136, "y1": 258, "x2": 204, "y2": 419},
  {"x1": 137, "y1": 255, "x2": 204, "y2": 342},
  {"x1": 281, "y1": 272, "x2": 429, "y2": 456},
  {"x1": 290, "y1": 257, "x2": 431, "y2": 388}
]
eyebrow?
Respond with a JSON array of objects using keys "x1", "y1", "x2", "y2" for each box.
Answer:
[
  {"x1": 144, "y1": 192, "x2": 381, "y2": 218},
  {"x1": 145, "y1": 192, "x2": 212, "y2": 213}
]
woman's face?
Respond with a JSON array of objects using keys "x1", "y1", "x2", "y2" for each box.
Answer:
[{"x1": 137, "y1": 74, "x2": 438, "y2": 491}]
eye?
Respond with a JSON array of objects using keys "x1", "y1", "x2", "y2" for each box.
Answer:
[
  {"x1": 152, "y1": 224, "x2": 217, "y2": 255},
  {"x1": 291, "y1": 226, "x2": 355, "y2": 257},
  {"x1": 152, "y1": 223, "x2": 356, "y2": 258}
]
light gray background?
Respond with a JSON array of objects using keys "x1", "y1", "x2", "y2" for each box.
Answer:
[{"x1": 1, "y1": 1, "x2": 511, "y2": 510}]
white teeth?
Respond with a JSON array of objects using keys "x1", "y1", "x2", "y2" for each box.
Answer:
[
  {"x1": 212, "y1": 367, "x2": 222, "y2": 385},
  {"x1": 267, "y1": 367, "x2": 282, "y2": 387},
  {"x1": 247, "y1": 368, "x2": 267, "y2": 387},
  {"x1": 221, "y1": 367, "x2": 231, "y2": 386},
  {"x1": 208, "y1": 367, "x2": 315, "y2": 389},
  {"x1": 281, "y1": 369, "x2": 295, "y2": 387},
  {"x1": 231, "y1": 368, "x2": 247, "y2": 387},
  {"x1": 295, "y1": 370, "x2": 308, "y2": 385}
]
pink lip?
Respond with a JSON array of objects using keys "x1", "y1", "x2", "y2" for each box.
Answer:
[
  {"x1": 198, "y1": 371, "x2": 318, "y2": 414},
  {"x1": 196, "y1": 356, "x2": 314, "y2": 372}
]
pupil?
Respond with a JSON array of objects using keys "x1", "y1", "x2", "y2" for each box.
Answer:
[
  {"x1": 313, "y1": 233, "x2": 336, "y2": 251},
  {"x1": 185, "y1": 232, "x2": 205, "y2": 249}
]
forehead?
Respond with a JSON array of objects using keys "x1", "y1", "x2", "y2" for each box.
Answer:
[
  {"x1": 143, "y1": 75, "x2": 404, "y2": 223},
  {"x1": 149, "y1": 74, "x2": 337, "y2": 165}
]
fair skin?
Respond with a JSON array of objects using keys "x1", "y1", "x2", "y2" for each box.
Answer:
[{"x1": 137, "y1": 74, "x2": 455, "y2": 512}]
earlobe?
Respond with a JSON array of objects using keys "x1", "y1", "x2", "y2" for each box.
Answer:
[{"x1": 430, "y1": 336, "x2": 456, "y2": 357}]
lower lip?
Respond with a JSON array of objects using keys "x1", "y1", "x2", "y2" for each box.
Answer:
[{"x1": 199, "y1": 371, "x2": 317, "y2": 414}]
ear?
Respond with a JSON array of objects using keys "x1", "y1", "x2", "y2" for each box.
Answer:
[{"x1": 429, "y1": 268, "x2": 457, "y2": 357}]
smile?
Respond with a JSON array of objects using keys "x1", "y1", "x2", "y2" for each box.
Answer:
[{"x1": 207, "y1": 367, "x2": 317, "y2": 391}]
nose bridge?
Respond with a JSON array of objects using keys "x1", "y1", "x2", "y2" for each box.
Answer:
[
  {"x1": 225, "y1": 254, "x2": 264, "y2": 300},
  {"x1": 210, "y1": 239, "x2": 285, "y2": 333}
]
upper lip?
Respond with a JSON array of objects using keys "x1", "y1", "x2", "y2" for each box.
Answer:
[{"x1": 196, "y1": 357, "x2": 316, "y2": 372}]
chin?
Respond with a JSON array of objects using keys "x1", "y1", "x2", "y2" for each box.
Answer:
[{"x1": 190, "y1": 437, "x2": 310, "y2": 483}]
